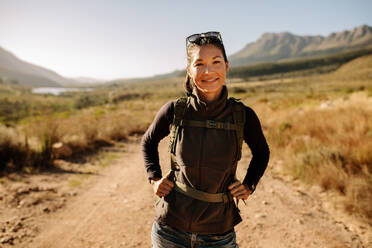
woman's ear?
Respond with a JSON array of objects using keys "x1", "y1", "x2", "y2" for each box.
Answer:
[{"x1": 225, "y1": 61, "x2": 229, "y2": 72}]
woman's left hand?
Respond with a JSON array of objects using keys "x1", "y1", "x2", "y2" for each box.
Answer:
[{"x1": 228, "y1": 180, "x2": 252, "y2": 200}]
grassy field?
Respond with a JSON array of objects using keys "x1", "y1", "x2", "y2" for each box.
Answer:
[{"x1": 0, "y1": 54, "x2": 371, "y2": 220}]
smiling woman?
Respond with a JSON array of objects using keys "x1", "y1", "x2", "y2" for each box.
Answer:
[{"x1": 142, "y1": 31, "x2": 270, "y2": 248}]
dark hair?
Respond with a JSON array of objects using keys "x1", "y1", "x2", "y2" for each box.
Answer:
[{"x1": 184, "y1": 36, "x2": 228, "y2": 96}]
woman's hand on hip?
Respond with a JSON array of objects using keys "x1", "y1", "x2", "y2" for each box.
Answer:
[
  {"x1": 228, "y1": 180, "x2": 252, "y2": 200},
  {"x1": 150, "y1": 174, "x2": 174, "y2": 197}
]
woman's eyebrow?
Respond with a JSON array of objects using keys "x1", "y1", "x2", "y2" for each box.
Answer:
[{"x1": 194, "y1": 56, "x2": 222, "y2": 62}]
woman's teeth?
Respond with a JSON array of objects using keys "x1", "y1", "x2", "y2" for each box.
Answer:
[{"x1": 203, "y1": 78, "x2": 217, "y2": 83}]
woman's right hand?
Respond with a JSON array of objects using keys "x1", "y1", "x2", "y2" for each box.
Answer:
[{"x1": 150, "y1": 173, "x2": 174, "y2": 197}]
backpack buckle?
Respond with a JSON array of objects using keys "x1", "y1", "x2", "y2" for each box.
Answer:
[{"x1": 206, "y1": 120, "x2": 217, "y2": 128}]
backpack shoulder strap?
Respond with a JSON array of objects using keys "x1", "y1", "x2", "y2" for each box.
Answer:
[
  {"x1": 229, "y1": 97, "x2": 246, "y2": 163},
  {"x1": 169, "y1": 97, "x2": 189, "y2": 154}
]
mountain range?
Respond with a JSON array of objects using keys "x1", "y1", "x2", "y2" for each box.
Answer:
[
  {"x1": 0, "y1": 25, "x2": 371, "y2": 87},
  {"x1": 229, "y1": 24, "x2": 372, "y2": 66}
]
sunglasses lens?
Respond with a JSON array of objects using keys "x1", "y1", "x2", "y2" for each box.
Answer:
[
  {"x1": 204, "y1": 32, "x2": 220, "y2": 39},
  {"x1": 186, "y1": 32, "x2": 222, "y2": 47},
  {"x1": 187, "y1": 34, "x2": 200, "y2": 43}
]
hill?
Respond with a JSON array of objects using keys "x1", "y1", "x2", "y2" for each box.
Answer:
[
  {"x1": 332, "y1": 54, "x2": 372, "y2": 80},
  {"x1": 0, "y1": 46, "x2": 75, "y2": 87},
  {"x1": 229, "y1": 25, "x2": 372, "y2": 67}
]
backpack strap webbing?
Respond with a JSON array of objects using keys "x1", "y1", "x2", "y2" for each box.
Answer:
[
  {"x1": 169, "y1": 97, "x2": 189, "y2": 155},
  {"x1": 173, "y1": 181, "x2": 232, "y2": 203},
  {"x1": 181, "y1": 119, "x2": 240, "y2": 130},
  {"x1": 230, "y1": 98, "x2": 246, "y2": 172}
]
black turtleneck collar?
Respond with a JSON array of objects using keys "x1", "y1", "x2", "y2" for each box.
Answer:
[{"x1": 189, "y1": 85, "x2": 228, "y2": 119}]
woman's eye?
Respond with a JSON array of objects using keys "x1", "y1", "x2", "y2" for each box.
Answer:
[
  {"x1": 213, "y1": 61, "x2": 221, "y2": 64},
  {"x1": 195, "y1": 63, "x2": 203, "y2": 67}
]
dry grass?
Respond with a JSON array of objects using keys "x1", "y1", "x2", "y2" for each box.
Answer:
[
  {"x1": 0, "y1": 97, "x2": 158, "y2": 173},
  {"x1": 262, "y1": 93, "x2": 371, "y2": 218},
  {"x1": 23, "y1": 103, "x2": 156, "y2": 156}
]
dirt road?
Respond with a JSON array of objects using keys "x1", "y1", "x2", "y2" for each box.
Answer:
[{"x1": 2, "y1": 138, "x2": 370, "y2": 248}]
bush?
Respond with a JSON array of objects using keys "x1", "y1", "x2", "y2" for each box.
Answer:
[
  {"x1": 0, "y1": 125, "x2": 32, "y2": 172},
  {"x1": 231, "y1": 87, "x2": 247, "y2": 94},
  {"x1": 74, "y1": 94, "x2": 108, "y2": 109},
  {"x1": 0, "y1": 98, "x2": 31, "y2": 123}
]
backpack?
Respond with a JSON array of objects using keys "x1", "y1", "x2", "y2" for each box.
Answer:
[{"x1": 168, "y1": 97, "x2": 246, "y2": 177}]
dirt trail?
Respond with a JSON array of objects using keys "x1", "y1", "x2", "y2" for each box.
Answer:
[{"x1": 3, "y1": 138, "x2": 371, "y2": 248}]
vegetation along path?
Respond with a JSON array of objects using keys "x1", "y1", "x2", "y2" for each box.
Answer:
[{"x1": 2, "y1": 137, "x2": 370, "y2": 248}]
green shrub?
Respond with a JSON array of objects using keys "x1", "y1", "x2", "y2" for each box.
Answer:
[
  {"x1": 74, "y1": 94, "x2": 108, "y2": 109},
  {"x1": 231, "y1": 87, "x2": 247, "y2": 94}
]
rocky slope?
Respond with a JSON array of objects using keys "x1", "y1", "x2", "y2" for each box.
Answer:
[{"x1": 230, "y1": 25, "x2": 372, "y2": 66}]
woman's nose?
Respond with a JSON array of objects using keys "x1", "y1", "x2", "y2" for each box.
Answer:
[{"x1": 204, "y1": 64, "x2": 210, "y2": 74}]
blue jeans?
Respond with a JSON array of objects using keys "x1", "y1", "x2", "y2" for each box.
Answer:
[{"x1": 151, "y1": 221, "x2": 239, "y2": 248}]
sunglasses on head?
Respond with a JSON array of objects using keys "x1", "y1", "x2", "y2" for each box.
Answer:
[{"x1": 186, "y1": 31, "x2": 223, "y2": 47}]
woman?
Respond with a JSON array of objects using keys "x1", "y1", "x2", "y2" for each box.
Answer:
[{"x1": 142, "y1": 31, "x2": 270, "y2": 247}]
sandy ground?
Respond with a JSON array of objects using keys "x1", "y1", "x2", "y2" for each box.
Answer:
[{"x1": 0, "y1": 137, "x2": 370, "y2": 248}]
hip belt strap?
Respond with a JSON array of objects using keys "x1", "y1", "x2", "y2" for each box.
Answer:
[{"x1": 174, "y1": 181, "x2": 231, "y2": 203}]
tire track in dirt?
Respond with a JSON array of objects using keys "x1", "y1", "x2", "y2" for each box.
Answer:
[{"x1": 27, "y1": 138, "x2": 370, "y2": 248}]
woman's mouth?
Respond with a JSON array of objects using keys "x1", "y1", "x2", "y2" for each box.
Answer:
[{"x1": 202, "y1": 78, "x2": 218, "y2": 83}]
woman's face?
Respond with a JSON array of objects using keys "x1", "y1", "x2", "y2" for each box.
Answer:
[{"x1": 187, "y1": 44, "x2": 229, "y2": 101}]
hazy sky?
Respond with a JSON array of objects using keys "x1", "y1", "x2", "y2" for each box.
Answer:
[{"x1": 1, "y1": 0, "x2": 371, "y2": 80}]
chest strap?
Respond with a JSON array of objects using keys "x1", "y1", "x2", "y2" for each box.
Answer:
[
  {"x1": 180, "y1": 119, "x2": 240, "y2": 130},
  {"x1": 173, "y1": 181, "x2": 232, "y2": 203}
]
